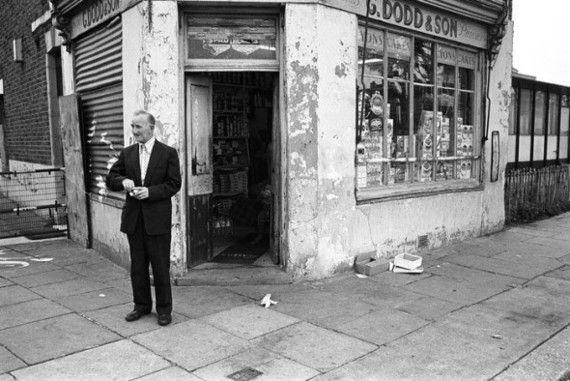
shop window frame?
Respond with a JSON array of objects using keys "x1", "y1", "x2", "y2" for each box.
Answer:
[
  {"x1": 356, "y1": 23, "x2": 484, "y2": 203},
  {"x1": 182, "y1": 7, "x2": 281, "y2": 72}
]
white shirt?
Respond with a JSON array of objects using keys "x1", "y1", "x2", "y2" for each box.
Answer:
[{"x1": 139, "y1": 137, "x2": 155, "y2": 183}]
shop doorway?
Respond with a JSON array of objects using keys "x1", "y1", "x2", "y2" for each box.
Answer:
[{"x1": 185, "y1": 72, "x2": 280, "y2": 269}]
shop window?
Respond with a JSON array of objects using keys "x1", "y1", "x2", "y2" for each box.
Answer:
[
  {"x1": 519, "y1": 89, "x2": 532, "y2": 135},
  {"x1": 356, "y1": 26, "x2": 481, "y2": 198},
  {"x1": 534, "y1": 91, "x2": 546, "y2": 135},
  {"x1": 548, "y1": 93, "x2": 559, "y2": 136}
]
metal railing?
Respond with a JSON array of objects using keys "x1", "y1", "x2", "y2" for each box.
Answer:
[{"x1": 0, "y1": 168, "x2": 67, "y2": 239}]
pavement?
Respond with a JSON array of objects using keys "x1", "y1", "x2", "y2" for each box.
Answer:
[{"x1": 0, "y1": 212, "x2": 569, "y2": 381}]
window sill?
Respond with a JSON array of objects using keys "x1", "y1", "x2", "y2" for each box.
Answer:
[{"x1": 356, "y1": 179, "x2": 483, "y2": 204}]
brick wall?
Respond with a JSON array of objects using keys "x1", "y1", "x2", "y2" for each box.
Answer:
[{"x1": 0, "y1": 0, "x2": 53, "y2": 166}]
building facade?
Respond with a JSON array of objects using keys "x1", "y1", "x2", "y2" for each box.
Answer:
[{"x1": 48, "y1": 0, "x2": 513, "y2": 281}]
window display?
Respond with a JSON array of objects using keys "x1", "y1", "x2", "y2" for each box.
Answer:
[{"x1": 356, "y1": 25, "x2": 480, "y2": 194}]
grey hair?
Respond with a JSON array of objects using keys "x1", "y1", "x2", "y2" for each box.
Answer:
[{"x1": 133, "y1": 110, "x2": 155, "y2": 127}]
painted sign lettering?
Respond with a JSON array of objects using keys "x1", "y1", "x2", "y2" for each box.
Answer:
[
  {"x1": 326, "y1": 0, "x2": 488, "y2": 49},
  {"x1": 83, "y1": 0, "x2": 121, "y2": 29}
]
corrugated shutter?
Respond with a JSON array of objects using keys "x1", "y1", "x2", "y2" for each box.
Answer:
[{"x1": 74, "y1": 18, "x2": 123, "y2": 198}]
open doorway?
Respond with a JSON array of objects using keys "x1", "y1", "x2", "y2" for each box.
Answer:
[
  {"x1": 210, "y1": 72, "x2": 274, "y2": 265},
  {"x1": 185, "y1": 71, "x2": 279, "y2": 269}
]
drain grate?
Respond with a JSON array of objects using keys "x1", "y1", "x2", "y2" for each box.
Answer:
[{"x1": 227, "y1": 367, "x2": 263, "y2": 381}]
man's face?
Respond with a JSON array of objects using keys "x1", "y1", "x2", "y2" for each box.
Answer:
[{"x1": 131, "y1": 114, "x2": 154, "y2": 144}]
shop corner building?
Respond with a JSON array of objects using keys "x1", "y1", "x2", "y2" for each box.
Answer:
[{"x1": 49, "y1": 0, "x2": 513, "y2": 281}]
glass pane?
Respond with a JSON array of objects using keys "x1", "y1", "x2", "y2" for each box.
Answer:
[
  {"x1": 387, "y1": 33, "x2": 411, "y2": 80},
  {"x1": 438, "y1": 64, "x2": 455, "y2": 88},
  {"x1": 535, "y1": 91, "x2": 546, "y2": 135},
  {"x1": 438, "y1": 89, "x2": 454, "y2": 157},
  {"x1": 459, "y1": 68, "x2": 474, "y2": 90},
  {"x1": 458, "y1": 92, "x2": 474, "y2": 126},
  {"x1": 414, "y1": 86, "x2": 435, "y2": 182},
  {"x1": 358, "y1": 27, "x2": 384, "y2": 89},
  {"x1": 388, "y1": 81, "x2": 409, "y2": 142},
  {"x1": 519, "y1": 89, "x2": 532, "y2": 135},
  {"x1": 437, "y1": 45, "x2": 455, "y2": 88},
  {"x1": 187, "y1": 16, "x2": 277, "y2": 60},
  {"x1": 548, "y1": 93, "x2": 559, "y2": 135},
  {"x1": 562, "y1": 95, "x2": 569, "y2": 136},
  {"x1": 436, "y1": 161, "x2": 455, "y2": 180},
  {"x1": 414, "y1": 39, "x2": 434, "y2": 84},
  {"x1": 389, "y1": 162, "x2": 408, "y2": 184},
  {"x1": 457, "y1": 159, "x2": 473, "y2": 179}
]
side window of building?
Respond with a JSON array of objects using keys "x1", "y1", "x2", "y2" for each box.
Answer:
[{"x1": 356, "y1": 25, "x2": 481, "y2": 198}]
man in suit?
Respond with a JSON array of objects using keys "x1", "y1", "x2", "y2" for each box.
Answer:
[{"x1": 106, "y1": 110, "x2": 181, "y2": 326}]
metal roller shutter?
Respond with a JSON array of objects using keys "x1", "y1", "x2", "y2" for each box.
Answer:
[{"x1": 74, "y1": 18, "x2": 123, "y2": 198}]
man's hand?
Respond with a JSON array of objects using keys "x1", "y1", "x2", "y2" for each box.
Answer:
[
  {"x1": 130, "y1": 187, "x2": 149, "y2": 200},
  {"x1": 122, "y1": 179, "x2": 135, "y2": 192}
]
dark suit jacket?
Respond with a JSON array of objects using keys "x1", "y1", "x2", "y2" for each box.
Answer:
[{"x1": 106, "y1": 140, "x2": 181, "y2": 236}]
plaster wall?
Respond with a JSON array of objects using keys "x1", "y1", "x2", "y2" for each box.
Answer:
[
  {"x1": 88, "y1": 1, "x2": 186, "y2": 276},
  {"x1": 283, "y1": 4, "x2": 512, "y2": 281}
]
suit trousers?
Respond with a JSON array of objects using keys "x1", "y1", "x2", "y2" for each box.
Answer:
[{"x1": 127, "y1": 213, "x2": 172, "y2": 315}]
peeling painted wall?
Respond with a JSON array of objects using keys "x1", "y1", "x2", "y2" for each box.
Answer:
[
  {"x1": 88, "y1": 1, "x2": 186, "y2": 276},
  {"x1": 283, "y1": 4, "x2": 512, "y2": 281}
]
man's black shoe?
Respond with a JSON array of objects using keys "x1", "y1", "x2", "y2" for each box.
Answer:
[
  {"x1": 158, "y1": 314, "x2": 172, "y2": 326},
  {"x1": 125, "y1": 310, "x2": 149, "y2": 322}
]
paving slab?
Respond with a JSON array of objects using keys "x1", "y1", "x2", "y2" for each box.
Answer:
[
  {"x1": 0, "y1": 373, "x2": 16, "y2": 381},
  {"x1": 9, "y1": 269, "x2": 80, "y2": 288},
  {"x1": 192, "y1": 347, "x2": 319, "y2": 381},
  {"x1": 314, "y1": 277, "x2": 424, "y2": 309},
  {"x1": 172, "y1": 286, "x2": 253, "y2": 318},
  {"x1": 0, "y1": 313, "x2": 120, "y2": 364},
  {"x1": 10, "y1": 340, "x2": 170, "y2": 381},
  {"x1": 425, "y1": 262, "x2": 524, "y2": 287},
  {"x1": 83, "y1": 303, "x2": 189, "y2": 337},
  {"x1": 493, "y1": 326, "x2": 570, "y2": 381},
  {"x1": 138, "y1": 366, "x2": 203, "y2": 381},
  {"x1": 0, "y1": 345, "x2": 25, "y2": 374},
  {"x1": 403, "y1": 275, "x2": 509, "y2": 306},
  {"x1": 30, "y1": 277, "x2": 108, "y2": 299},
  {"x1": 443, "y1": 253, "x2": 562, "y2": 279},
  {"x1": 0, "y1": 262, "x2": 62, "y2": 280},
  {"x1": 439, "y1": 304, "x2": 559, "y2": 356},
  {"x1": 545, "y1": 265, "x2": 570, "y2": 281},
  {"x1": 266, "y1": 288, "x2": 378, "y2": 328},
  {"x1": 368, "y1": 269, "x2": 430, "y2": 287},
  {"x1": 523, "y1": 235, "x2": 570, "y2": 253},
  {"x1": 0, "y1": 277, "x2": 12, "y2": 288},
  {"x1": 325, "y1": 307, "x2": 428, "y2": 345},
  {"x1": 252, "y1": 322, "x2": 377, "y2": 372},
  {"x1": 313, "y1": 323, "x2": 511, "y2": 381},
  {"x1": 53, "y1": 287, "x2": 131, "y2": 312},
  {"x1": 0, "y1": 298, "x2": 70, "y2": 330},
  {"x1": 200, "y1": 303, "x2": 299, "y2": 340},
  {"x1": 507, "y1": 226, "x2": 560, "y2": 238},
  {"x1": 481, "y1": 282, "x2": 570, "y2": 329},
  {"x1": 65, "y1": 261, "x2": 129, "y2": 282},
  {"x1": 397, "y1": 295, "x2": 462, "y2": 320},
  {"x1": 0, "y1": 285, "x2": 41, "y2": 307},
  {"x1": 133, "y1": 319, "x2": 250, "y2": 371}
]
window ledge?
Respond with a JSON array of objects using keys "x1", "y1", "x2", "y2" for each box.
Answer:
[{"x1": 356, "y1": 179, "x2": 482, "y2": 204}]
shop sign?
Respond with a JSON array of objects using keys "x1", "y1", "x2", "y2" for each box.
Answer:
[
  {"x1": 69, "y1": 0, "x2": 139, "y2": 38},
  {"x1": 327, "y1": 0, "x2": 487, "y2": 49}
]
